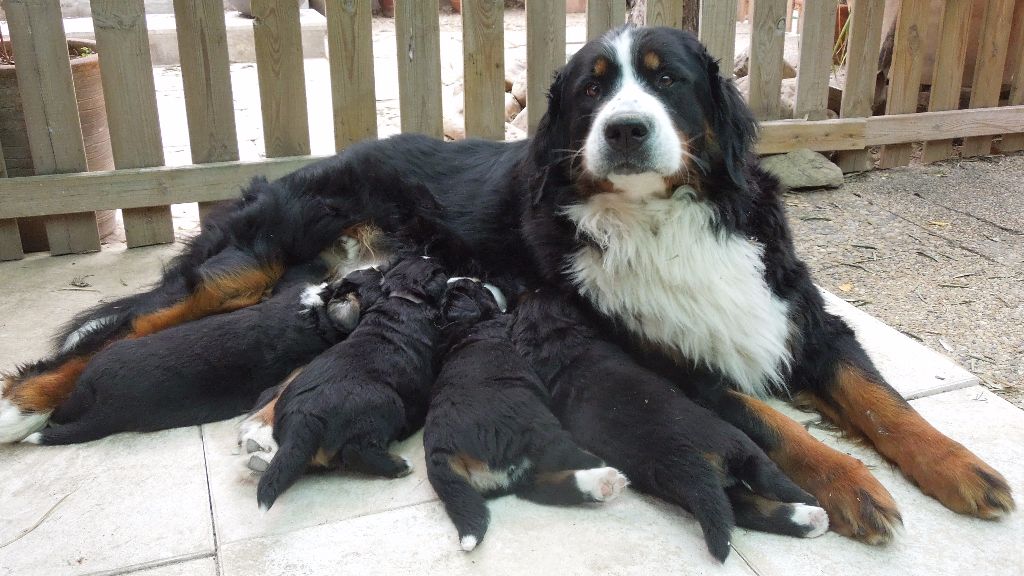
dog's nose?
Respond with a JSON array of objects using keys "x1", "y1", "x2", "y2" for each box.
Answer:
[{"x1": 604, "y1": 116, "x2": 651, "y2": 152}]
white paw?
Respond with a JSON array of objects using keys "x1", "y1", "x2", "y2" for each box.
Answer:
[
  {"x1": 575, "y1": 466, "x2": 629, "y2": 502},
  {"x1": 790, "y1": 503, "x2": 829, "y2": 538},
  {"x1": 248, "y1": 452, "x2": 272, "y2": 473},
  {"x1": 0, "y1": 391, "x2": 51, "y2": 443},
  {"x1": 22, "y1": 432, "x2": 44, "y2": 444},
  {"x1": 238, "y1": 415, "x2": 277, "y2": 472},
  {"x1": 460, "y1": 534, "x2": 478, "y2": 552}
]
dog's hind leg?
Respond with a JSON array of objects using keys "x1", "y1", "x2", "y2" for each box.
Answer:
[
  {"x1": 0, "y1": 356, "x2": 91, "y2": 443},
  {"x1": 426, "y1": 451, "x2": 491, "y2": 551},
  {"x1": 517, "y1": 435, "x2": 627, "y2": 505},
  {"x1": 23, "y1": 416, "x2": 115, "y2": 445},
  {"x1": 727, "y1": 485, "x2": 829, "y2": 538},
  {"x1": 342, "y1": 442, "x2": 412, "y2": 478},
  {"x1": 256, "y1": 415, "x2": 323, "y2": 510}
]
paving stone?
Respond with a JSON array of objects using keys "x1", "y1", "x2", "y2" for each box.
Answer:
[
  {"x1": 732, "y1": 386, "x2": 1024, "y2": 576},
  {"x1": 120, "y1": 557, "x2": 218, "y2": 576},
  {"x1": 218, "y1": 493, "x2": 760, "y2": 576},
  {"x1": 761, "y1": 149, "x2": 845, "y2": 190},
  {"x1": 202, "y1": 418, "x2": 437, "y2": 545},
  {"x1": 0, "y1": 427, "x2": 214, "y2": 576}
]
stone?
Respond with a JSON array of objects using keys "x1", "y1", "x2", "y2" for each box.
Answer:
[
  {"x1": 511, "y1": 68, "x2": 528, "y2": 107},
  {"x1": 760, "y1": 148, "x2": 844, "y2": 190},
  {"x1": 443, "y1": 113, "x2": 466, "y2": 141},
  {"x1": 505, "y1": 122, "x2": 527, "y2": 141},
  {"x1": 733, "y1": 46, "x2": 797, "y2": 80},
  {"x1": 505, "y1": 52, "x2": 527, "y2": 92},
  {"x1": 511, "y1": 106, "x2": 528, "y2": 132},
  {"x1": 505, "y1": 92, "x2": 523, "y2": 121}
]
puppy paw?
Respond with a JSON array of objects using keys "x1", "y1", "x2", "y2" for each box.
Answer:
[
  {"x1": 238, "y1": 415, "x2": 277, "y2": 473},
  {"x1": 459, "y1": 534, "x2": 479, "y2": 552},
  {"x1": 392, "y1": 456, "x2": 414, "y2": 478},
  {"x1": 789, "y1": 503, "x2": 829, "y2": 538},
  {"x1": 576, "y1": 466, "x2": 629, "y2": 502},
  {"x1": 248, "y1": 452, "x2": 272, "y2": 473}
]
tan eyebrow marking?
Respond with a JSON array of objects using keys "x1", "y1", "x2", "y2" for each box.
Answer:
[
  {"x1": 593, "y1": 56, "x2": 608, "y2": 77},
  {"x1": 644, "y1": 51, "x2": 661, "y2": 71}
]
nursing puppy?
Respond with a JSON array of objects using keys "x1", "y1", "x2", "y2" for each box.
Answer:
[
  {"x1": 25, "y1": 264, "x2": 383, "y2": 445},
  {"x1": 511, "y1": 291, "x2": 829, "y2": 562},
  {"x1": 256, "y1": 257, "x2": 448, "y2": 510},
  {"x1": 425, "y1": 279, "x2": 627, "y2": 552}
]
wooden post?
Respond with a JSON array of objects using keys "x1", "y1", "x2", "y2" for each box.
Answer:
[
  {"x1": 526, "y1": 0, "x2": 566, "y2": 135},
  {"x1": 997, "y1": 1, "x2": 1024, "y2": 153},
  {"x1": 0, "y1": 135, "x2": 25, "y2": 261},
  {"x1": 587, "y1": 0, "x2": 626, "y2": 41},
  {"x1": 699, "y1": 0, "x2": 738, "y2": 70},
  {"x1": 173, "y1": 0, "x2": 241, "y2": 220},
  {"x1": 961, "y1": 0, "x2": 1016, "y2": 157},
  {"x1": 252, "y1": 0, "x2": 312, "y2": 157},
  {"x1": 92, "y1": 0, "x2": 174, "y2": 248},
  {"x1": 326, "y1": 0, "x2": 377, "y2": 150},
  {"x1": 4, "y1": 0, "x2": 101, "y2": 255},
  {"x1": 462, "y1": 0, "x2": 505, "y2": 140},
  {"x1": 748, "y1": 0, "x2": 787, "y2": 120},
  {"x1": 837, "y1": 0, "x2": 885, "y2": 172},
  {"x1": 395, "y1": 0, "x2": 444, "y2": 138},
  {"x1": 878, "y1": 0, "x2": 929, "y2": 169},
  {"x1": 793, "y1": 0, "x2": 837, "y2": 120},
  {"x1": 646, "y1": 0, "x2": 682, "y2": 28},
  {"x1": 922, "y1": 0, "x2": 972, "y2": 163}
]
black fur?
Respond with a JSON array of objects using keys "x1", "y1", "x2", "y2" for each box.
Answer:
[{"x1": 256, "y1": 257, "x2": 448, "y2": 510}]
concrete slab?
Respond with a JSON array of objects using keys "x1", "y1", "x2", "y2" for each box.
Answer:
[
  {"x1": 119, "y1": 557, "x2": 218, "y2": 576},
  {"x1": 202, "y1": 418, "x2": 436, "y2": 545},
  {"x1": 0, "y1": 427, "x2": 214, "y2": 576},
  {"x1": 218, "y1": 494, "x2": 760, "y2": 576},
  {"x1": 732, "y1": 386, "x2": 1024, "y2": 576}
]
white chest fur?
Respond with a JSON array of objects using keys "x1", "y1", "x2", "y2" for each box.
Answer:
[{"x1": 564, "y1": 189, "x2": 792, "y2": 397}]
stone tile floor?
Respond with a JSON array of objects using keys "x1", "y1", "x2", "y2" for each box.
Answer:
[{"x1": 0, "y1": 244, "x2": 1020, "y2": 576}]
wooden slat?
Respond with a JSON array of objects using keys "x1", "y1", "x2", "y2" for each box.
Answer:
[
  {"x1": 326, "y1": 0, "x2": 377, "y2": 150},
  {"x1": 173, "y1": 0, "x2": 241, "y2": 221},
  {"x1": 462, "y1": 0, "x2": 505, "y2": 140},
  {"x1": 758, "y1": 118, "x2": 866, "y2": 154},
  {"x1": 92, "y1": 0, "x2": 174, "y2": 248},
  {"x1": 748, "y1": 0, "x2": 787, "y2": 120},
  {"x1": 526, "y1": 0, "x2": 566, "y2": 135},
  {"x1": 252, "y1": 0, "x2": 311, "y2": 156},
  {"x1": 0, "y1": 135, "x2": 25, "y2": 261},
  {"x1": 837, "y1": 0, "x2": 885, "y2": 172},
  {"x1": 699, "y1": 0, "x2": 738, "y2": 70},
  {"x1": 997, "y1": 1, "x2": 1024, "y2": 153},
  {"x1": 878, "y1": 0, "x2": 929, "y2": 168},
  {"x1": 395, "y1": 0, "x2": 443, "y2": 138},
  {"x1": 793, "y1": 0, "x2": 837, "y2": 120},
  {"x1": 865, "y1": 105, "x2": 1024, "y2": 146},
  {"x1": 587, "y1": 0, "x2": 626, "y2": 41},
  {"x1": 0, "y1": 156, "x2": 322, "y2": 219},
  {"x1": 4, "y1": 0, "x2": 100, "y2": 255},
  {"x1": 961, "y1": 0, "x2": 1016, "y2": 157},
  {"x1": 647, "y1": 0, "x2": 683, "y2": 28},
  {"x1": 921, "y1": 0, "x2": 973, "y2": 163}
]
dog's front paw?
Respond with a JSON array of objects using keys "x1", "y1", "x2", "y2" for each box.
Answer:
[
  {"x1": 576, "y1": 466, "x2": 629, "y2": 502},
  {"x1": 812, "y1": 460, "x2": 902, "y2": 545},
  {"x1": 910, "y1": 445, "x2": 1015, "y2": 519}
]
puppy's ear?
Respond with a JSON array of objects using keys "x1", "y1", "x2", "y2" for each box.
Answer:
[
  {"x1": 706, "y1": 55, "x2": 757, "y2": 191},
  {"x1": 327, "y1": 296, "x2": 361, "y2": 332}
]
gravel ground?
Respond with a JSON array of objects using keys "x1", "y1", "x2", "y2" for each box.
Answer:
[{"x1": 785, "y1": 152, "x2": 1024, "y2": 408}]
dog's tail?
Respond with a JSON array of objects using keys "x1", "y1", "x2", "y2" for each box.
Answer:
[
  {"x1": 653, "y1": 453, "x2": 735, "y2": 562},
  {"x1": 256, "y1": 415, "x2": 322, "y2": 510},
  {"x1": 427, "y1": 451, "x2": 490, "y2": 551}
]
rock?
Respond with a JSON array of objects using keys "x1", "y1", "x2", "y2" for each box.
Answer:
[
  {"x1": 505, "y1": 122, "x2": 527, "y2": 141},
  {"x1": 733, "y1": 47, "x2": 797, "y2": 80},
  {"x1": 505, "y1": 92, "x2": 523, "y2": 121},
  {"x1": 443, "y1": 113, "x2": 466, "y2": 141},
  {"x1": 505, "y1": 53, "x2": 527, "y2": 92},
  {"x1": 512, "y1": 107, "x2": 528, "y2": 132},
  {"x1": 760, "y1": 149, "x2": 844, "y2": 190},
  {"x1": 511, "y1": 69, "x2": 528, "y2": 107}
]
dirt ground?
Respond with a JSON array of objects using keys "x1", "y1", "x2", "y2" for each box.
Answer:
[{"x1": 786, "y1": 152, "x2": 1024, "y2": 408}]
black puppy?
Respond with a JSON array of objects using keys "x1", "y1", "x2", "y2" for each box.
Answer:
[
  {"x1": 256, "y1": 257, "x2": 448, "y2": 510},
  {"x1": 511, "y1": 291, "x2": 829, "y2": 562},
  {"x1": 425, "y1": 279, "x2": 627, "y2": 552},
  {"x1": 24, "y1": 264, "x2": 384, "y2": 445}
]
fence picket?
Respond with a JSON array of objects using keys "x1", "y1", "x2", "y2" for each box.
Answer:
[
  {"x1": 699, "y1": 0, "x2": 737, "y2": 70},
  {"x1": 0, "y1": 136, "x2": 24, "y2": 261},
  {"x1": 748, "y1": 0, "x2": 787, "y2": 120},
  {"x1": 396, "y1": 0, "x2": 444, "y2": 138},
  {"x1": 793, "y1": 0, "x2": 837, "y2": 120},
  {"x1": 326, "y1": 0, "x2": 377, "y2": 150},
  {"x1": 921, "y1": 0, "x2": 973, "y2": 163},
  {"x1": 837, "y1": 0, "x2": 885, "y2": 172},
  {"x1": 647, "y1": 1, "x2": 683, "y2": 28},
  {"x1": 961, "y1": 0, "x2": 1016, "y2": 157},
  {"x1": 463, "y1": 0, "x2": 505, "y2": 140},
  {"x1": 997, "y1": 1, "x2": 1024, "y2": 153},
  {"x1": 879, "y1": 0, "x2": 929, "y2": 169},
  {"x1": 526, "y1": 0, "x2": 566, "y2": 135},
  {"x1": 252, "y1": 0, "x2": 312, "y2": 157},
  {"x1": 587, "y1": 0, "x2": 625, "y2": 41}
]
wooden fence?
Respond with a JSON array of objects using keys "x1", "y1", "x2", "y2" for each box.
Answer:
[{"x1": 1, "y1": 0, "x2": 1023, "y2": 261}]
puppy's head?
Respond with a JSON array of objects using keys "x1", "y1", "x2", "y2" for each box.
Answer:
[
  {"x1": 318, "y1": 267, "x2": 384, "y2": 331},
  {"x1": 532, "y1": 26, "x2": 756, "y2": 203},
  {"x1": 380, "y1": 256, "x2": 448, "y2": 305},
  {"x1": 440, "y1": 278, "x2": 505, "y2": 328}
]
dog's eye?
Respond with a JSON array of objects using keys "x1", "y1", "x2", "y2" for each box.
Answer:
[
  {"x1": 657, "y1": 74, "x2": 674, "y2": 88},
  {"x1": 585, "y1": 81, "x2": 601, "y2": 98}
]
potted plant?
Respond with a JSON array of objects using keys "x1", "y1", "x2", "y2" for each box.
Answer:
[{"x1": 0, "y1": 32, "x2": 116, "y2": 253}]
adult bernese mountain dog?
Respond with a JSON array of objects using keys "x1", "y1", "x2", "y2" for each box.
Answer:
[{"x1": 0, "y1": 26, "x2": 1012, "y2": 544}]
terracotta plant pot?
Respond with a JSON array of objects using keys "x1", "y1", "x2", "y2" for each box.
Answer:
[{"x1": 0, "y1": 38, "x2": 116, "y2": 253}]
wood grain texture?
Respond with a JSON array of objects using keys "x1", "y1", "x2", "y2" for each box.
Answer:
[
  {"x1": 922, "y1": 0, "x2": 973, "y2": 163},
  {"x1": 748, "y1": 0, "x2": 787, "y2": 120},
  {"x1": 395, "y1": 0, "x2": 443, "y2": 138},
  {"x1": 879, "y1": 0, "x2": 929, "y2": 169},
  {"x1": 865, "y1": 105, "x2": 1024, "y2": 146},
  {"x1": 0, "y1": 135, "x2": 25, "y2": 260},
  {"x1": 526, "y1": 0, "x2": 566, "y2": 134},
  {"x1": 837, "y1": 0, "x2": 885, "y2": 172},
  {"x1": 793, "y1": 0, "x2": 837, "y2": 120},
  {"x1": 92, "y1": 0, "x2": 174, "y2": 248},
  {"x1": 758, "y1": 118, "x2": 866, "y2": 154},
  {"x1": 961, "y1": 0, "x2": 1016, "y2": 157},
  {"x1": 462, "y1": 0, "x2": 505, "y2": 140},
  {"x1": 587, "y1": 0, "x2": 625, "y2": 41},
  {"x1": 252, "y1": 0, "x2": 311, "y2": 157},
  {"x1": 698, "y1": 0, "x2": 738, "y2": 69},
  {"x1": 646, "y1": 0, "x2": 682, "y2": 28},
  {"x1": 997, "y1": 0, "x2": 1024, "y2": 152},
  {"x1": 4, "y1": 0, "x2": 100, "y2": 255},
  {"x1": 326, "y1": 0, "x2": 377, "y2": 150}
]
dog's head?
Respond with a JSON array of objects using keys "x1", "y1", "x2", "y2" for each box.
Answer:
[
  {"x1": 532, "y1": 26, "x2": 756, "y2": 203},
  {"x1": 440, "y1": 278, "x2": 505, "y2": 328},
  {"x1": 380, "y1": 256, "x2": 449, "y2": 305}
]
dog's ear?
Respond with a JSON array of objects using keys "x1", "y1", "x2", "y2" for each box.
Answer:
[
  {"x1": 706, "y1": 55, "x2": 757, "y2": 191},
  {"x1": 529, "y1": 68, "x2": 567, "y2": 206}
]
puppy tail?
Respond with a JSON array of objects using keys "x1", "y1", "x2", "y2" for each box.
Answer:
[
  {"x1": 256, "y1": 416, "x2": 321, "y2": 511},
  {"x1": 427, "y1": 452, "x2": 490, "y2": 551}
]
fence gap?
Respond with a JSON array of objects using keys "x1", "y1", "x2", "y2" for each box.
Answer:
[
  {"x1": 878, "y1": 0, "x2": 929, "y2": 169},
  {"x1": 4, "y1": 0, "x2": 100, "y2": 255},
  {"x1": 92, "y1": 0, "x2": 174, "y2": 248},
  {"x1": 587, "y1": 0, "x2": 625, "y2": 41},
  {"x1": 526, "y1": 0, "x2": 566, "y2": 135},
  {"x1": 396, "y1": 0, "x2": 444, "y2": 138},
  {"x1": 961, "y1": 0, "x2": 1016, "y2": 157},
  {"x1": 462, "y1": 0, "x2": 505, "y2": 140},
  {"x1": 699, "y1": 0, "x2": 737, "y2": 70},
  {"x1": 252, "y1": 0, "x2": 312, "y2": 157},
  {"x1": 997, "y1": 1, "x2": 1024, "y2": 153},
  {"x1": 837, "y1": 0, "x2": 885, "y2": 172},
  {"x1": 326, "y1": 0, "x2": 378, "y2": 150},
  {"x1": 748, "y1": 0, "x2": 787, "y2": 120},
  {"x1": 793, "y1": 0, "x2": 837, "y2": 120}
]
